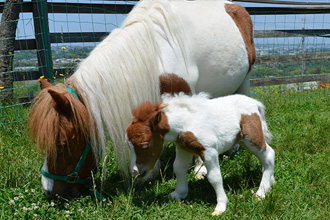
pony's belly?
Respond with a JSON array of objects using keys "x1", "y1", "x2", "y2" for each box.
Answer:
[
  {"x1": 170, "y1": 1, "x2": 250, "y2": 97},
  {"x1": 195, "y1": 71, "x2": 247, "y2": 97}
]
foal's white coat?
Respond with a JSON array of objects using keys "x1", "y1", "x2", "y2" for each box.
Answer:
[{"x1": 131, "y1": 93, "x2": 275, "y2": 215}]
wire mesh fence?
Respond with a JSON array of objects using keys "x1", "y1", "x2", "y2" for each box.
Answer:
[{"x1": 0, "y1": 0, "x2": 329, "y2": 126}]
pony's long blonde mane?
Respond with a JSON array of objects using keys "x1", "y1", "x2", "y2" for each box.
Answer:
[
  {"x1": 66, "y1": 0, "x2": 187, "y2": 177},
  {"x1": 29, "y1": 84, "x2": 90, "y2": 163}
]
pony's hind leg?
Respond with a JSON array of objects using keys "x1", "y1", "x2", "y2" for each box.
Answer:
[
  {"x1": 242, "y1": 141, "x2": 275, "y2": 199},
  {"x1": 204, "y1": 148, "x2": 228, "y2": 216},
  {"x1": 170, "y1": 148, "x2": 193, "y2": 200}
]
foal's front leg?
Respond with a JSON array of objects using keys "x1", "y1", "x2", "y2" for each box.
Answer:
[
  {"x1": 170, "y1": 148, "x2": 193, "y2": 200},
  {"x1": 204, "y1": 149, "x2": 228, "y2": 216}
]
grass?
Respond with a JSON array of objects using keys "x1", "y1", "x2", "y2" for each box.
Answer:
[{"x1": 1, "y1": 89, "x2": 330, "y2": 219}]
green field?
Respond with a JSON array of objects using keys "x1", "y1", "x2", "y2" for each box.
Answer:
[{"x1": 1, "y1": 89, "x2": 330, "y2": 219}]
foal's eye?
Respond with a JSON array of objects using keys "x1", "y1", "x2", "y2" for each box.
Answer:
[
  {"x1": 139, "y1": 142, "x2": 149, "y2": 150},
  {"x1": 141, "y1": 145, "x2": 149, "y2": 150}
]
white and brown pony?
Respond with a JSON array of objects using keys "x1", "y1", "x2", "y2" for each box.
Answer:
[
  {"x1": 29, "y1": 0, "x2": 255, "y2": 198},
  {"x1": 126, "y1": 93, "x2": 275, "y2": 215}
]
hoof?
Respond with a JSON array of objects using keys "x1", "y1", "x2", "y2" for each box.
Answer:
[
  {"x1": 194, "y1": 163, "x2": 207, "y2": 180},
  {"x1": 195, "y1": 174, "x2": 205, "y2": 180},
  {"x1": 211, "y1": 210, "x2": 223, "y2": 216},
  {"x1": 253, "y1": 194, "x2": 264, "y2": 202},
  {"x1": 169, "y1": 191, "x2": 187, "y2": 200}
]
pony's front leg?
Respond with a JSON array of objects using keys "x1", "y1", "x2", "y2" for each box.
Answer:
[
  {"x1": 170, "y1": 148, "x2": 193, "y2": 200},
  {"x1": 204, "y1": 149, "x2": 228, "y2": 216}
]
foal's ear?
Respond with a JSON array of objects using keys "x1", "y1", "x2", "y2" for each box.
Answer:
[
  {"x1": 39, "y1": 78, "x2": 53, "y2": 89},
  {"x1": 152, "y1": 111, "x2": 162, "y2": 125},
  {"x1": 48, "y1": 89, "x2": 71, "y2": 114},
  {"x1": 149, "y1": 111, "x2": 162, "y2": 130},
  {"x1": 156, "y1": 111, "x2": 162, "y2": 123}
]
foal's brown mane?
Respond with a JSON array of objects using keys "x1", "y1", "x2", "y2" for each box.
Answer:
[
  {"x1": 29, "y1": 83, "x2": 90, "y2": 161},
  {"x1": 132, "y1": 101, "x2": 165, "y2": 122}
]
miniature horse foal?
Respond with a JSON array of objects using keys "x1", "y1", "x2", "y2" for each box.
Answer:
[{"x1": 126, "y1": 93, "x2": 275, "y2": 215}]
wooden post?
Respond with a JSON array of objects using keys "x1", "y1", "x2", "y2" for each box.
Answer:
[
  {"x1": 32, "y1": 0, "x2": 53, "y2": 81},
  {"x1": 0, "y1": 0, "x2": 23, "y2": 101}
]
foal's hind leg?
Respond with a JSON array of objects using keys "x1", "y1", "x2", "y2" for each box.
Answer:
[
  {"x1": 242, "y1": 140, "x2": 275, "y2": 199},
  {"x1": 204, "y1": 148, "x2": 228, "y2": 216}
]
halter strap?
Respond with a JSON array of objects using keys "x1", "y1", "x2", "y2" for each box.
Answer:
[
  {"x1": 41, "y1": 142, "x2": 91, "y2": 183},
  {"x1": 67, "y1": 87, "x2": 80, "y2": 101},
  {"x1": 40, "y1": 87, "x2": 102, "y2": 199}
]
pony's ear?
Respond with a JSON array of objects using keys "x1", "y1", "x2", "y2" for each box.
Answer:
[
  {"x1": 38, "y1": 78, "x2": 53, "y2": 89},
  {"x1": 48, "y1": 89, "x2": 71, "y2": 114}
]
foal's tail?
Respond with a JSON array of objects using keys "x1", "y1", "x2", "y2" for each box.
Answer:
[{"x1": 257, "y1": 101, "x2": 273, "y2": 144}]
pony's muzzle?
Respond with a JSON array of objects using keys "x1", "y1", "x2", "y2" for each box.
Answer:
[{"x1": 43, "y1": 189, "x2": 51, "y2": 195}]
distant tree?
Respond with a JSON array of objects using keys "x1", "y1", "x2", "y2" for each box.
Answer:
[{"x1": 0, "y1": 0, "x2": 22, "y2": 101}]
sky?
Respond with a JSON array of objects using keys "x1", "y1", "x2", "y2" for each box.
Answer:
[{"x1": 0, "y1": 0, "x2": 329, "y2": 52}]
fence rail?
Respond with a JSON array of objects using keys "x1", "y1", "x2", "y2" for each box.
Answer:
[
  {"x1": 3, "y1": 2, "x2": 330, "y2": 14},
  {"x1": 250, "y1": 73, "x2": 330, "y2": 87},
  {"x1": 234, "y1": 0, "x2": 330, "y2": 6}
]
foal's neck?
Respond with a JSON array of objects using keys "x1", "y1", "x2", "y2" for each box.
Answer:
[{"x1": 163, "y1": 110, "x2": 190, "y2": 142}]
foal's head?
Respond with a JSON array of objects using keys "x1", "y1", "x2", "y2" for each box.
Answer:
[
  {"x1": 29, "y1": 79, "x2": 96, "y2": 198},
  {"x1": 126, "y1": 101, "x2": 169, "y2": 178}
]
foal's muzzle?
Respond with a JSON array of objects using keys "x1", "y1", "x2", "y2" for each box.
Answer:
[{"x1": 132, "y1": 166, "x2": 148, "y2": 179}]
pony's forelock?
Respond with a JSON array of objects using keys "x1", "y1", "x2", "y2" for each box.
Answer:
[{"x1": 29, "y1": 84, "x2": 90, "y2": 163}]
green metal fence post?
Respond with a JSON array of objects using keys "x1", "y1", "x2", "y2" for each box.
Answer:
[{"x1": 32, "y1": 0, "x2": 53, "y2": 82}]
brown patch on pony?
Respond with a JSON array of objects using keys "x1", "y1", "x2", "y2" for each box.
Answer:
[
  {"x1": 225, "y1": 3, "x2": 256, "y2": 72},
  {"x1": 159, "y1": 73, "x2": 192, "y2": 95},
  {"x1": 176, "y1": 131, "x2": 206, "y2": 161},
  {"x1": 127, "y1": 101, "x2": 170, "y2": 170},
  {"x1": 29, "y1": 84, "x2": 90, "y2": 164},
  {"x1": 239, "y1": 113, "x2": 266, "y2": 150}
]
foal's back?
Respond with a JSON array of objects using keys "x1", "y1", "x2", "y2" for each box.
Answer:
[
  {"x1": 162, "y1": 93, "x2": 262, "y2": 121},
  {"x1": 162, "y1": 93, "x2": 264, "y2": 148}
]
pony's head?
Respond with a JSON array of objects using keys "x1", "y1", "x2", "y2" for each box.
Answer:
[
  {"x1": 29, "y1": 79, "x2": 96, "y2": 198},
  {"x1": 126, "y1": 101, "x2": 169, "y2": 178}
]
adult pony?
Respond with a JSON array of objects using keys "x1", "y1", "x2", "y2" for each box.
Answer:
[{"x1": 29, "y1": 0, "x2": 255, "y2": 198}]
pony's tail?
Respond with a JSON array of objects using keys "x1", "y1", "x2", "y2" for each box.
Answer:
[{"x1": 257, "y1": 101, "x2": 273, "y2": 144}]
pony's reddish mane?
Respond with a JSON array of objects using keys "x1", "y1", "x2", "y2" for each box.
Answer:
[
  {"x1": 132, "y1": 101, "x2": 165, "y2": 121},
  {"x1": 29, "y1": 84, "x2": 90, "y2": 162}
]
